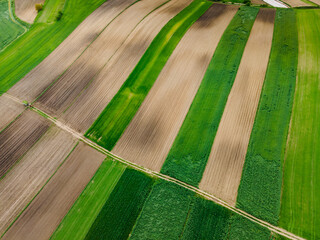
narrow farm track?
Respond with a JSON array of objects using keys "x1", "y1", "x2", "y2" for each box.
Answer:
[
  {"x1": 2, "y1": 142, "x2": 105, "y2": 240},
  {"x1": 8, "y1": 0, "x2": 137, "y2": 102},
  {"x1": 3, "y1": 94, "x2": 304, "y2": 240},
  {"x1": 0, "y1": 126, "x2": 76, "y2": 236},
  {"x1": 34, "y1": 0, "x2": 170, "y2": 117},
  {"x1": 0, "y1": 109, "x2": 50, "y2": 178},
  {"x1": 113, "y1": 4, "x2": 238, "y2": 171},
  {"x1": 60, "y1": 0, "x2": 193, "y2": 133},
  {"x1": 14, "y1": 0, "x2": 45, "y2": 23},
  {"x1": 199, "y1": 8, "x2": 275, "y2": 205}
]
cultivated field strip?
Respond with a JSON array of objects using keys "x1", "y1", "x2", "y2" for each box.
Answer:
[
  {"x1": 281, "y1": 0, "x2": 311, "y2": 7},
  {"x1": 113, "y1": 4, "x2": 238, "y2": 171},
  {"x1": 2, "y1": 142, "x2": 105, "y2": 240},
  {"x1": 199, "y1": 8, "x2": 275, "y2": 205},
  {"x1": 0, "y1": 94, "x2": 25, "y2": 132},
  {"x1": 0, "y1": 126, "x2": 76, "y2": 236},
  {"x1": 14, "y1": 0, "x2": 45, "y2": 23},
  {"x1": 0, "y1": 109, "x2": 50, "y2": 178},
  {"x1": 34, "y1": 0, "x2": 170, "y2": 117},
  {"x1": 8, "y1": 0, "x2": 137, "y2": 102},
  {"x1": 61, "y1": 0, "x2": 193, "y2": 133}
]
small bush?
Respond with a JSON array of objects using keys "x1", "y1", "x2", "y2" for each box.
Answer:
[
  {"x1": 56, "y1": 11, "x2": 63, "y2": 21},
  {"x1": 35, "y1": 3, "x2": 43, "y2": 12}
]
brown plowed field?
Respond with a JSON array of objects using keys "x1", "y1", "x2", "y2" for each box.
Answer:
[
  {"x1": 2, "y1": 142, "x2": 105, "y2": 240},
  {"x1": 0, "y1": 110, "x2": 50, "y2": 178},
  {"x1": 282, "y1": 0, "x2": 311, "y2": 7},
  {"x1": 15, "y1": 0, "x2": 45, "y2": 23},
  {"x1": 0, "y1": 95, "x2": 25, "y2": 132},
  {"x1": 199, "y1": 9, "x2": 275, "y2": 206},
  {"x1": 34, "y1": 0, "x2": 169, "y2": 117},
  {"x1": 0, "y1": 126, "x2": 76, "y2": 236},
  {"x1": 112, "y1": 4, "x2": 238, "y2": 172},
  {"x1": 8, "y1": 0, "x2": 137, "y2": 102},
  {"x1": 60, "y1": 0, "x2": 193, "y2": 133}
]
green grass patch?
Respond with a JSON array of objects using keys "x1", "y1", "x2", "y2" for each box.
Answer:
[
  {"x1": 279, "y1": 9, "x2": 320, "y2": 240},
  {"x1": 0, "y1": 0, "x2": 108, "y2": 94},
  {"x1": 85, "y1": 0, "x2": 213, "y2": 150},
  {"x1": 50, "y1": 158, "x2": 126, "y2": 240},
  {"x1": 130, "y1": 180, "x2": 194, "y2": 240},
  {"x1": 160, "y1": 6, "x2": 258, "y2": 186},
  {"x1": 236, "y1": 9, "x2": 298, "y2": 225},
  {"x1": 37, "y1": 0, "x2": 66, "y2": 23},
  {"x1": 0, "y1": 0, "x2": 26, "y2": 50},
  {"x1": 84, "y1": 168, "x2": 154, "y2": 240}
]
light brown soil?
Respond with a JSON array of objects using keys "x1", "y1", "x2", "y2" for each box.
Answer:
[
  {"x1": 112, "y1": 4, "x2": 238, "y2": 172},
  {"x1": 0, "y1": 109, "x2": 50, "y2": 178},
  {"x1": 8, "y1": 0, "x2": 137, "y2": 102},
  {"x1": 34, "y1": 0, "x2": 169, "y2": 117},
  {"x1": 282, "y1": 0, "x2": 311, "y2": 7},
  {"x1": 309, "y1": 0, "x2": 320, "y2": 5},
  {"x1": 2, "y1": 142, "x2": 105, "y2": 240},
  {"x1": 251, "y1": 0, "x2": 268, "y2": 5},
  {"x1": 60, "y1": 0, "x2": 193, "y2": 133},
  {"x1": 199, "y1": 9, "x2": 275, "y2": 206},
  {"x1": 14, "y1": 0, "x2": 45, "y2": 23},
  {"x1": 0, "y1": 94, "x2": 25, "y2": 132},
  {"x1": 0, "y1": 126, "x2": 76, "y2": 236}
]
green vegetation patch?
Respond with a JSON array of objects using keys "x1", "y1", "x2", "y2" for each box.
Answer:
[
  {"x1": 0, "y1": 0, "x2": 108, "y2": 94},
  {"x1": 85, "y1": 0, "x2": 213, "y2": 150},
  {"x1": 84, "y1": 168, "x2": 154, "y2": 240},
  {"x1": 237, "y1": 9, "x2": 298, "y2": 225},
  {"x1": 0, "y1": 0, "x2": 26, "y2": 50},
  {"x1": 37, "y1": 0, "x2": 66, "y2": 23},
  {"x1": 279, "y1": 9, "x2": 320, "y2": 240},
  {"x1": 161, "y1": 6, "x2": 259, "y2": 186},
  {"x1": 130, "y1": 180, "x2": 194, "y2": 240},
  {"x1": 50, "y1": 158, "x2": 126, "y2": 240}
]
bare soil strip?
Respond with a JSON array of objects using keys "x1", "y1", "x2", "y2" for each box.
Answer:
[
  {"x1": 112, "y1": 4, "x2": 238, "y2": 172},
  {"x1": 34, "y1": 0, "x2": 169, "y2": 117},
  {"x1": 0, "y1": 126, "x2": 76, "y2": 236},
  {"x1": 60, "y1": 0, "x2": 193, "y2": 133},
  {"x1": 8, "y1": 0, "x2": 137, "y2": 102},
  {"x1": 199, "y1": 9, "x2": 275, "y2": 206},
  {"x1": 14, "y1": 0, "x2": 45, "y2": 23},
  {"x1": 0, "y1": 94, "x2": 25, "y2": 132},
  {"x1": 0, "y1": 109, "x2": 50, "y2": 178},
  {"x1": 2, "y1": 141, "x2": 105, "y2": 240},
  {"x1": 282, "y1": 0, "x2": 311, "y2": 7}
]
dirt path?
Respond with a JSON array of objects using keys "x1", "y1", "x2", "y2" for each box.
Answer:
[
  {"x1": 34, "y1": 0, "x2": 170, "y2": 117},
  {"x1": 0, "y1": 94, "x2": 25, "y2": 132},
  {"x1": 112, "y1": 4, "x2": 238, "y2": 172},
  {"x1": 14, "y1": 0, "x2": 45, "y2": 23},
  {"x1": 2, "y1": 142, "x2": 105, "y2": 240},
  {"x1": 199, "y1": 9, "x2": 275, "y2": 206},
  {"x1": 0, "y1": 126, "x2": 76, "y2": 236},
  {"x1": 60, "y1": 0, "x2": 193, "y2": 133},
  {"x1": 0, "y1": 109, "x2": 50, "y2": 178},
  {"x1": 8, "y1": 0, "x2": 137, "y2": 102}
]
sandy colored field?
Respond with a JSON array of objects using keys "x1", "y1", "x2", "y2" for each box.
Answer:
[
  {"x1": 309, "y1": 0, "x2": 320, "y2": 5},
  {"x1": 0, "y1": 126, "x2": 76, "y2": 236},
  {"x1": 282, "y1": 0, "x2": 311, "y2": 7},
  {"x1": 0, "y1": 109, "x2": 50, "y2": 178},
  {"x1": 14, "y1": 0, "x2": 45, "y2": 23},
  {"x1": 34, "y1": 0, "x2": 169, "y2": 117},
  {"x1": 60, "y1": 0, "x2": 193, "y2": 133},
  {"x1": 251, "y1": 0, "x2": 268, "y2": 5},
  {"x1": 2, "y1": 142, "x2": 105, "y2": 240},
  {"x1": 112, "y1": 4, "x2": 238, "y2": 172},
  {"x1": 0, "y1": 94, "x2": 25, "y2": 132},
  {"x1": 8, "y1": 0, "x2": 137, "y2": 102},
  {"x1": 199, "y1": 9, "x2": 275, "y2": 206}
]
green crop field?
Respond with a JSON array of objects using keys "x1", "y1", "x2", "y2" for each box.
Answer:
[
  {"x1": 51, "y1": 158, "x2": 125, "y2": 240},
  {"x1": 84, "y1": 168, "x2": 154, "y2": 240},
  {"x1": 237, "y1": 8, "x2": 298, "y2": 225},
  {"x1": 85, "y1": 0, "x2": 213, "y2": 150},
  {"x1": 0, "y1": 0, "x2": 108, "y2": 94},
  {"x1": 279, "y1": 9, "x2": 320, "y2": 240},
  {"x1": 37, "y1": 0, "x2": 66, "y2": 23},
  {"x1": 0, "y1": 0, "x2": 26, "y2": 50},
  {"x1": 160, "y1": 6, "x2": 258, "y2": 186}
]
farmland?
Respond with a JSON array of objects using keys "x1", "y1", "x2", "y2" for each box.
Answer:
[
  {"x1": 279, "y1": 9, "x2": 320, "y2": 240},
  {"x1": 0, "y1": 0, "x2": 318, "y2": 240}
]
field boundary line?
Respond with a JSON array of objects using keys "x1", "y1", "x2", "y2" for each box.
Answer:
[{"x1": 4, "y1": 93, "x2": 305, "y2": 240}]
